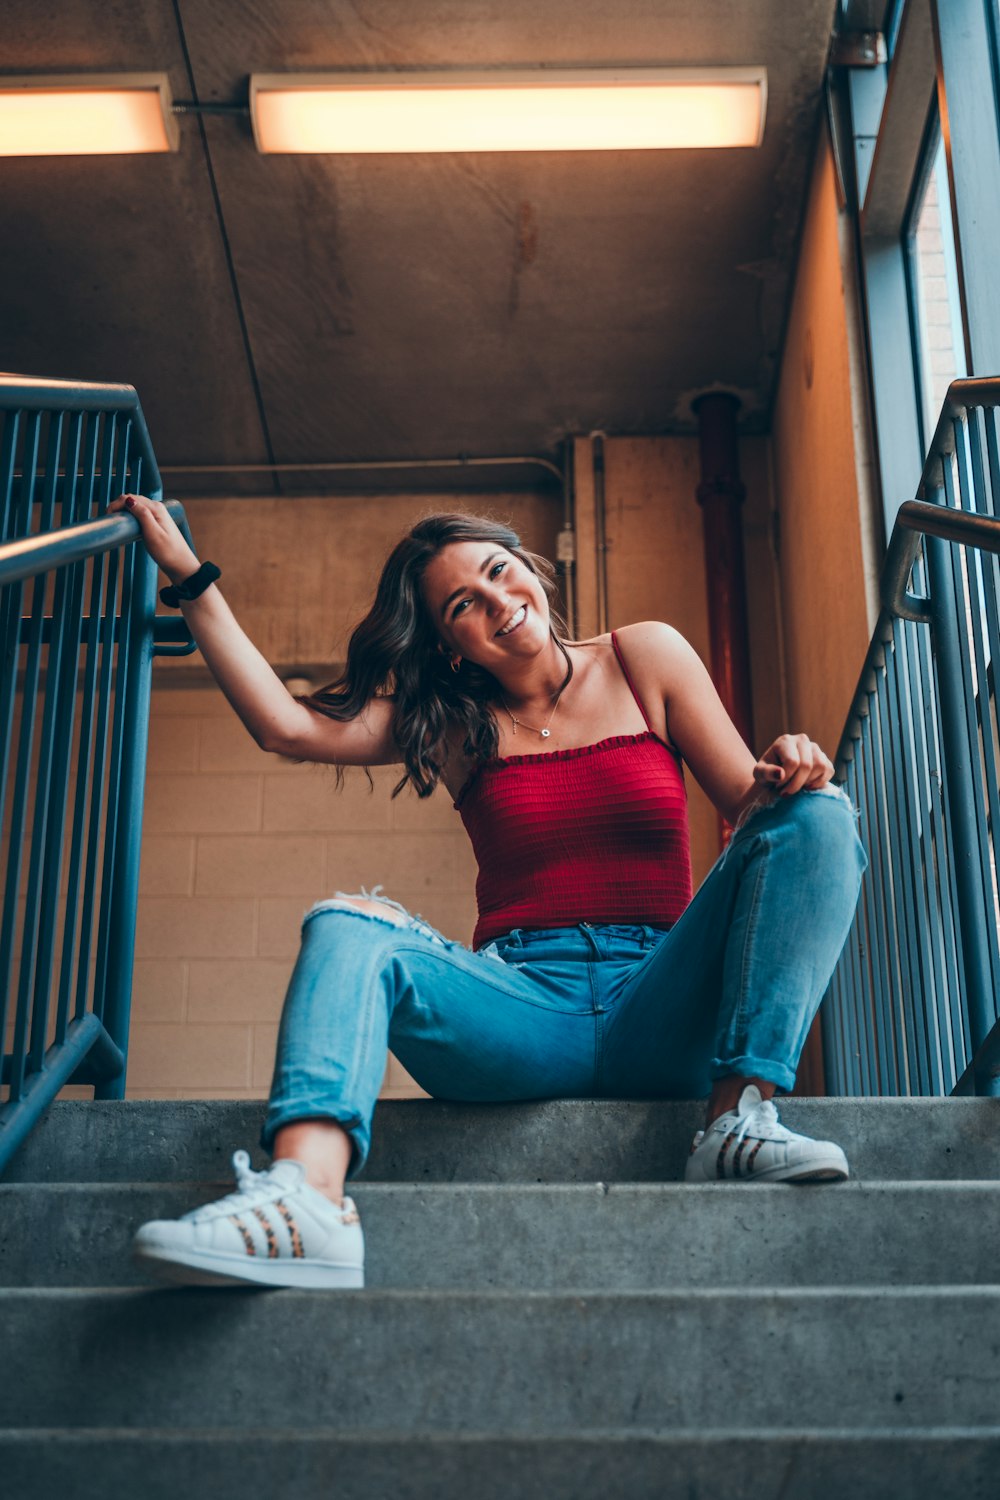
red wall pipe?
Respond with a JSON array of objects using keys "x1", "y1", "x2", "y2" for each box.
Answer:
[{"x1": 693, "y1": 393, "x2": 755, "y2": 843}]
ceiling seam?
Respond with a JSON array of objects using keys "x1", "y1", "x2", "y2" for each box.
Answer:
[{"x1": 170, "y1": 0, "x2": 279, "y2": 486}]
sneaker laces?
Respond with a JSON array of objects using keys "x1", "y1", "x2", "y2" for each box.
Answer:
[
  {"x1": 186, "y1": 1149, "x2": 297, "y2": 1223},
  {"x1": 725, "y1": 1091, "x2": 790, "y2": 1152}
]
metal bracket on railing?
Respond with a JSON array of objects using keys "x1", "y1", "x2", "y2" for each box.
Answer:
[
  {"x1": 881, "y1": 511, "x2": 930, "y2": 623},
  {"x1": 881, "y1": 498, "x2": 1000, "y2": 621},
  {"x1": 152, "y1": 500, "x2": 198, "y2": 655},
  {"x1": 153, "y1": 617, "x2": 198, "y2": 657}
]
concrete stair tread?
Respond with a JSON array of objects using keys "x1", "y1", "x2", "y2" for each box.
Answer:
[
  {"x1": 4, "y1": 1179, "x2": 1000, "y2": 1289},
  {"x1": 7, "y1": 1282, "x2": 1000, "y2": 1301},
  {"x1": 7, "y1": 1096, "x2": 1000, "y2": 1182},
  {"x1": 2, "y1": 1285, "x2": 998, "y2": 1432},
  {"x1": 3, "y1": 1427, "x2": 1000, "y2": 1500},
  {"x1": 2, "y1": 1423, "x2": 1000, "y2": 1441}
]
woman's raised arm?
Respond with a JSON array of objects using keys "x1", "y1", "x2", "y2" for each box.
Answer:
[{"x1": 110, "y1": 494, "x2": 401, "y2": 766}]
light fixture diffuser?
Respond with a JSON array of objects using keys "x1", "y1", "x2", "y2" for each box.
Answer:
[
  {"x1": 0, "y1": 75, "x2": 178, "y2": 155},
  {"x1": 250, "y1": 67, "x2": 767, "y2": 155}
]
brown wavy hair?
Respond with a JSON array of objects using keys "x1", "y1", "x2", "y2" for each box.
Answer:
[{"x1": 298, "y1": 513, "x2": 572, "y2": 797}]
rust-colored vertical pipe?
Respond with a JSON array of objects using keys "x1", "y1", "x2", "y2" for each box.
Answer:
[{"x1": 693, "y1": 393, "x2": 754, "y2": 843}]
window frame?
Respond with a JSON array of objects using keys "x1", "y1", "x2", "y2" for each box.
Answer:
[
  {"x1": 841, "y1": 0, "x2": 1000, "y2": 540},
  {"x1": 902, "y1": 113, "x2": 967, "y2": 455}
]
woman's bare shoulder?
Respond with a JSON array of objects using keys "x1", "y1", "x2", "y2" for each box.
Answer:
[
  {"x1": 573, "y1": 622, "x2": 684, "y2": 646},
  {"x1": 594, "y1": 620, "x2": 690, "y2": 673}
]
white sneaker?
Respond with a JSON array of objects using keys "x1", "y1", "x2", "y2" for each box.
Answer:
[
  {"x1": 684, "y1": 1085, "x2": 849, "y2": 1184},
  {"x1": 133, "y1": 1150, "x2": 365, "y2": 1288}
]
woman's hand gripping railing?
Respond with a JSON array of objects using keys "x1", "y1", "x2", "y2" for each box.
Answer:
[{"x1": 0, "y1": 499, "x2": 199, "y2": 658}]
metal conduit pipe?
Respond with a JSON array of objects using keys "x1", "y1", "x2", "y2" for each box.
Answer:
[
  {"x1": 589, "y1": 431, "x2": 609, "y2": 636},
  {"x1": 556, "y1": 436, "x2": 577, "y2": 638},
  {"x1": 157, "y1": 454, "x2": 565, "y2": 482},
  {"x1": 692, "y1": 392, "x2": 754, "y2": 750}
]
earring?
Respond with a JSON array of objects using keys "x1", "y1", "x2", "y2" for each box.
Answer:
[{"x1": 450, "y1": 656, "x2": 462, "y2": 674}]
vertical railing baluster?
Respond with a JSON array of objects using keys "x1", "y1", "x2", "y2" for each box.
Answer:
[
  {"x1": 871, "y1": 682, "x2": 912, "y2": 1090},
  {"x1": 10, "y1": 412, "x2": 64, "y2": 1098},
  {"x1": 0, "y1": 409, "x2": 22, "y2": 843},
  {"x1": 859, "y1": 721, "x2": 892, "y2": 1092},
  {"x1": 29, "y1": 412, "x2": 85, "y2": 1072},
  {"x1": 840, "y1": 749, "x2": 870, "y2": 1092},
  {"x1": 0, "y1": 412, "x2": 42, "y2": 1099},
  {"x1": 824, "y1": 962, "x2": 846, "y2": 1094},
  {"x1": 92, "y1": 421, "x2": 134, "y2": 1044},
  {"x1": 889, "y1": 619, "x2": 946, "y2": 1091},
  {"x1": 905, "y1": 609, "x2": 960, "y2": 1089},
  {"x1": 54, "y1": 414, "x2": 103, "y2": 1043},
  {"x1": 98, "y1": 446, "x2": 156, "y2": 1094},
  {"x1": 878, "y1": 642, "x2": 928, "y2": 1088},
  {"x1": 73, "y1": 416, "x2": 119, "y2": 1023}
]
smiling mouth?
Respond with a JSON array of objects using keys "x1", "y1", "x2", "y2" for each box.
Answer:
[{"x1": 496, "y1": 604, "x2": 527, "y2": 637}]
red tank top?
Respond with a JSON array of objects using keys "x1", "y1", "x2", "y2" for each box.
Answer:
[{"x1": 455, "y1": 633, "x2": 693, "y2": 948}]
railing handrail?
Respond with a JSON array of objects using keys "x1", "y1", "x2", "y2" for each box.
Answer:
[
  {"x1": 837, "y1": 499, "x2": 1000, "y2": 771},
  {"x1": 0, "y1": 501, "x2": 192, "y2": 588},
  {"x1": 918, "y1": 376, "x2": 1000, "y2": 490},
  {"x1": 0, "y1": 374, "x2": 161, "y2": 496},
  {"x1": 0, "y1": 381, "x2": 193, "y2": 1170}
]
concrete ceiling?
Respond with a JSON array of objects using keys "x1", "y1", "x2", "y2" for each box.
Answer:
[{"x1": 1, "y1": 0, "x2": 839, "y2": 494}]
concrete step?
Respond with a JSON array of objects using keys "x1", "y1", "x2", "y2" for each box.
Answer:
[
  {"x1": 1, "y1": 1287, "x2": 997, "y2": 1431},
  {"x1": 5, "y1": 1096, "x2": 1000, "y2": 1184},
  {"x1": 2, "y1": 1428, "x2": 1000, "y2": 1500},
  {"x1": 3, "y1": 1180, "x2": 1000, "y2": 1290}
]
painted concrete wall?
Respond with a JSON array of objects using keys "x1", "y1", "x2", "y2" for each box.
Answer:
[{"x1": 770, "y1": 130, "x2": 881, "y2": 759}]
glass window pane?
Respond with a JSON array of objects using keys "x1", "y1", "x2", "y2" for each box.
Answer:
[{"x1": 909, "y1": 131, "x2": 967, "y2": 448}]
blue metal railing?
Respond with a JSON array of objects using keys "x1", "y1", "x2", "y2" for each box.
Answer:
[
  {"x1": 0, "y1": 375, "x2": 194, "y2": 1172},
  {"x1": 824, "y1": 377, "x2": 1000, "y2": 1097}
]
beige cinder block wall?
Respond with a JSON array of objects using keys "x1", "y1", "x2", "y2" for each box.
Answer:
[
  {"x1": 125, "y1": 490, "x2": 559, "y2": 1100},
  {"x1": 771, "y1": 128, "x2": 881, "y2": 756}
]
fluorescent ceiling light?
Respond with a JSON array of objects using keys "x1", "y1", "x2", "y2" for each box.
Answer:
[
  {"x1": 0, "y1": 75, "x2": 178, "y2": 155},
  {"x1": 251, "y1": 67, "x2": 767, "y2": 154}
]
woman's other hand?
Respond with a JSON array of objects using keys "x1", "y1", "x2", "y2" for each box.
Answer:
[
  {"x1": 108, "y1": 493, "x2": 201, "y2": 585},
  {"x1": 753, "y1": 733, "x2": 834, "y2": 796}
]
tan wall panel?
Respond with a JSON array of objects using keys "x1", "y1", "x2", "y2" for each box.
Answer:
[
  {"x1": 161, "y1": 491, "x2": 561, "y2": 669},
  {"x1": 771, "y1": 132, "x2": 879, "y2": 757}
]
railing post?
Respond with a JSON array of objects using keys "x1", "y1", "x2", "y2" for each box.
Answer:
[
  {"x1": 94, "y1": 543, "x2": 158, "y2": 1100},
  {"x1": 924, "y1": 528, "x2": 1000, "y2": 1094}
]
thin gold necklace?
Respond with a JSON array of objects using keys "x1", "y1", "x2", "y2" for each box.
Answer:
[
  {"x1": 502, "y1": 695, "x2": 561, "y2": 739},
  {"x1": 501, "y1": 645, "x2": 574, "y2": 739}
]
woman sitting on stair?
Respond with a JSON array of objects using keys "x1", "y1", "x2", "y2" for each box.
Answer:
[{"x1": 109, "y1": 497, "x2": 867, "y2": 1289}]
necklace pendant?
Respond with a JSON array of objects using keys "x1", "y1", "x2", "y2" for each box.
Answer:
[{"x1": 540, "y1": 728, "x2": 551, "y2": 738}]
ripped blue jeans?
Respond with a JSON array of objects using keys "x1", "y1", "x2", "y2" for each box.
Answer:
[{"x1": 263, "y1": 787, "x2": 867, "y2": 1176}]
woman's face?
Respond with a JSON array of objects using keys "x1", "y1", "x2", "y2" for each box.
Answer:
[{"x1": 421, "y1": 540, "x2": 551, "y2": 673}]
